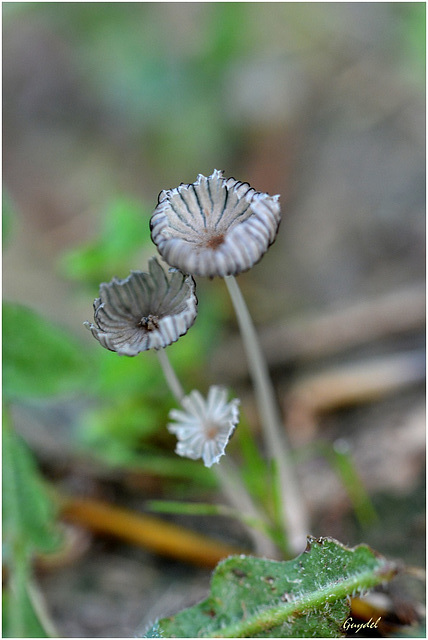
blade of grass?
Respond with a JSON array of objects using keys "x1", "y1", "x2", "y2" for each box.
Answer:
[{"x1": 146, "y1": 499, "x2": 277, "y2": 544}]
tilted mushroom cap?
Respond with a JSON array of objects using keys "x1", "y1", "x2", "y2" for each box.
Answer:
[
  {"x1": 84, "y1": 257, "x2": 197, "y2": 355},
  {"x1": 150, "y1": 170, "x2": 281, "y2": 278}
]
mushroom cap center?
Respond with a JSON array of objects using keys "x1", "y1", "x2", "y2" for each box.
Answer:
[
  {"x1": 205, "y1": 421, "x2": 220, "y2": 440},
  {"x1": 203, "y1": 231, "x2": 225, "y2": 250},
  {"x1": 138, "y1": 314, "x2": 160, "y2": 331}
]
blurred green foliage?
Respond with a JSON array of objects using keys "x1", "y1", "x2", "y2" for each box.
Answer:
[
  {"x1": 395, "y1": 3, "x2": 426, "y2": 82},
  {"x1": 3, "y1": 415, "x2": 62, "y2": 556},
  {"x1": 4, "y1": 3, "x2": 257, "y2": 179},
  {"x1": 2, "y1": 298, "x2": 88, "y2": 636},
  {"x1": 3, "y1": 302, "x2": 89, "y2": 400},
  {"x1": 59, "y1": 198, "x2": 153, "y2": 286},
  {"x1": 3, "y1": 1, "x2": 425, "y2": 188},
  {"x1": 3, "y1": 302, "x2": 92, "y2": 400},
  {"x1": 59, "y1": 2, "x2": 250, "y2": 159},
  {"x1": 3, "y1": 413, "x2": 63, "y2": 638}
]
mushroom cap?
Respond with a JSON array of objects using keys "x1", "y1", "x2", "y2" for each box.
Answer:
[
  {"x1": 168, "y1": 385, "x2": 240, "y2": 467},
  {"x1": 150, "y1": 170, "x2": 281, "y2": 278},
  {"x1": 84, "y1": 257, "x2": 197, "y2": 355}
]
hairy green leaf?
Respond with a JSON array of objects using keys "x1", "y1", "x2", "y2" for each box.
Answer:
[{"x1": 148, "y1": 537, "x2": 398, "y2": 638}]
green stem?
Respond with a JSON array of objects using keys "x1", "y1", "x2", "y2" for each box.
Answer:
[
  {"x1": 146, "y1": 499, "x2": 276, "y2": 542},
  {"x1": 224, "y1": 275, "x2": 308, "y2": 555},
  {"x1": 326, "y1": 440, "x2": 378, "y2": 527}
]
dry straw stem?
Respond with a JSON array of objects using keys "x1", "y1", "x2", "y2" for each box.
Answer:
[
  {"x1": 284, "y1": 350, "x2": 425, "y2": 446},
  {"x1": 61, "y1": 497, "x2": 244, "y2": 568},
  {"x1": 287, "y1": 350, "x2": 425, "y2": 415}
]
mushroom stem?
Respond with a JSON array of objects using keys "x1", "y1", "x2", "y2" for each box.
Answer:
[
  {"x1": 224, "y1": 274, "x2": 308, "y2": 555},
  {"x1": 156, "y1": 348, "x2": 185, "y2": 404},
  {"x1": 215, "y1": 458, "x2": 281, "y2": 558},
  {"x1": 156, "y1": 346, "x2": 279, "y2": 556}
]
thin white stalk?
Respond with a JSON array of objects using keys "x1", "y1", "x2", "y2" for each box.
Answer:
[
  {"x1": 156, "y1": 346, "x2": 278, "y2": 556},
  {"x1": 156, "y1": 348, "x2": 185, "y2": 404},
  {"x1": 224, "y1": 274, "x2": 308, "y2": 554},
  {"x1": 215, "y1": 458, "x2": 280, "y2": 559}
]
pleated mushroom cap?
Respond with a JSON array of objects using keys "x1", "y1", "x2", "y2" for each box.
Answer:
[
  {"x1": 84, "y1": 257, "x2": 197, "y2": 356},
  {"x1": 150, "y1": 170, "x2": 281, "y2": 278}
]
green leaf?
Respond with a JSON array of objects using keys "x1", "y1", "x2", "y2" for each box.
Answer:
[
  {"x1": 149, "y1": 537, "x2": 398, "y2": 638},
  {"x1": 2, "y1": 413, "x2": 62, "y2": 637},
  {"x1": 60, "y1": 198, "x2": 152, "y2": 285},
  {"x1": 236, "y1": 419, "x2": 272, "y2": 507},
  {"x1": 94, "y1": 346, "x2": 162, "y2": 399},
  {"x1": 3, "y1": 569, "x2": 50, "y2": 638},
  {"x1": 80, "y1": 398, "x2": 161, "y2": 447},
  {"x1": 2, "y1": 416, "x2": 62, "y2": 555},
  {"x1": 328, "y1": 441, "x2": 378, "y2": 527},
  {"x1": 3, "y1": 302, "x2": 90, "y2": 400}
]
